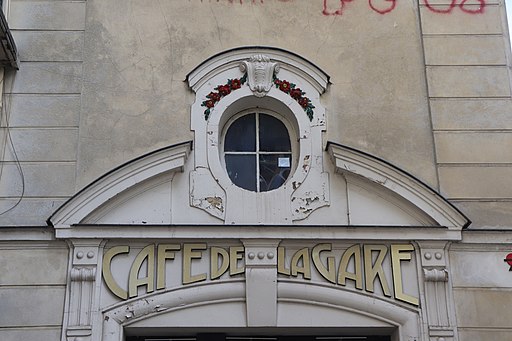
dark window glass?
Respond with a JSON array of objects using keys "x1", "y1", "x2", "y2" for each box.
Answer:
[
  {"x1": 224, "y1": 112, "x2": 292, "y2": 192},
  {"x1": 224, "y1": 114, "x2": 256, "y2": 152},
  {"x1": 225, "y1": 154, "x2": 257, "y2": 191},
  {"x1": 259, "y1": 114, "x2": 291, "y2": 152},
  {"x1": 259, "y1": 154, "x2": 291, "y2": 191}
]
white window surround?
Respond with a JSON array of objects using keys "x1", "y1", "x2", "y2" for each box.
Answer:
[
  {"x1": 187, "y1": 47, "x2": 330, "y2": 224},
  {"x1": 1, "y1": 0, "x2": 9, "y2": 18}
]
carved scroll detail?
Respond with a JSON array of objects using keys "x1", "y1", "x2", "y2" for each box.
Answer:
[
  {"x1": 423, "y1": 268, "x2": 448, "y2": 282},
  {"x1": 71, "y1": 267, "x2": 97, "y2": 282},
  {"x1": 240, "y1": 54, "x2": 279, "y2": 97}
]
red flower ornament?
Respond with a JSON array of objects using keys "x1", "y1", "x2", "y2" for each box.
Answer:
[
  {"x1": 279, "y1": 80, "x2": 291, "y2": 93},
  {"x1": 217, "y1": 85, "x2": 231, "y2": 96},
  {"x1": 290, "y1": 88, "x2": 303, "y2": 99},
  {"x1": 230, "y1": 78, "x2": 241, "y2": 90},
  {"x1": 201, "y1": 73, "x2": 247, "y2": 120},
  {"x1": 298, "y1": 97, "x2": 309, "y2": 108},
  {"x1": 207, "y1": 92, "x2": 220, "y2": 102},
  {"x1": 273, "y1": 75, "x2": 315, "y2": 121}
]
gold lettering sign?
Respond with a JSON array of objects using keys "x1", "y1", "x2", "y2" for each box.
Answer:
[
  {"x1": 102, "y1": 245, "x2": 129, "y2": 300},
  {"x1": 391, "y1": 244, "x2": 419, "y2": 306},
  {"x1": 102, "y1": 243, "x2": 419, "y2": 306},
  {"x1": 312, "y1": 244, "x2": 336, "y2": 284},
  {"x1": 338, "y1": 244, "x2": 363, "y2": 289},
  {"x1": 157, "y1": 244, "x2": 180, "y2": 290},
  {"x1": 183, "y1": 243, "x2": 207, "y2": 284}
]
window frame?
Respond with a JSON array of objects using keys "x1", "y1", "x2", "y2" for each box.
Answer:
[
  {"x1": 221, "y1": 108, "x2": 297, "y2": 193},
  {"x1": 187, "y1": 48, "x2": 330, "y2": 223}
]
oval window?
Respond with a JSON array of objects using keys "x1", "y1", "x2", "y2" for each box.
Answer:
[{"x1": 224, "y1": 112, "x2": 292, "y2": 192}]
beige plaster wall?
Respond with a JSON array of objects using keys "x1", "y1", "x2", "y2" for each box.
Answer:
[
  {"x1": 419, "y1": 0, "x2": 512, "y2": 228},
  {"x1": 0, "y1": 0, "x2": 86, "y2": 226},
  {"x1": 0, "y1": 2, "x2": 510, "y2": 229},
  {"x1": 450, "y1": 244, "x2": 512, "y2": 340},
  {"x1": 0, "y1": 241, "x2": 68, "y2": 341},
  {"x1": 76, "y1": 0, "x2": 436, "y2": 190}
]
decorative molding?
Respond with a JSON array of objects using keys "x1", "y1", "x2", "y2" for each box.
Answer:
[
  {"x1": 418, "y1": 243, "x2": 457, "y2": 335},
  {"x1": 240, "y1": 54, "x2": 279, "y2": 97},
  {"x1": 102, "y1": 281, "x2": 246, "y2": 340},
  {"x1": 187, "y1": 46, "x2": 329, "y2": 94},
  {"x1": 201, "y1": 73, "x2": 247, "y2": 120},
  {"x1": 327, "y1": 142, "x2": 470, "y2": 231},
  {"x1": 242, "y1": 239, "x2": 280, "y2": 326},
  {"x1": 68, "y1": 265, "x2": 96, "y2": 327},
  {"x1": 273, "y1": 75, "x2": 315, "y2": 121},
  {"x1": 49, "y1": 142, "x2": 192, "y2": 232},
  {"x1": 423, "y1": 268, "x2": 448, "y2": 282},
  {"x1": 70, "y1": 267, "x2": 97, "y2": 282},
  {"x1": 100, "y1": 280, "x2": 420, "y2": 341},
  {"x1": 51, "y1": 225, "x2": 464, "y2": 241}
]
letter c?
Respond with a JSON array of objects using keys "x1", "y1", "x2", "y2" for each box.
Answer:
[{"x1": 102, "y1": 245, "x2": 130, "y2": 300}]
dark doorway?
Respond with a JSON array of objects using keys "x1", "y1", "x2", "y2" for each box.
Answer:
[{"x1": 127, "y1": 335, "x2": 391, "y2": 341}]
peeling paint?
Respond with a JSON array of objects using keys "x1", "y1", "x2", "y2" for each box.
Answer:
[
  {"x1": 305, "y1": 196, "x2": 320, "y2": 205},
  {"x1": 291, "y1": 172, "x2": 330, "y2": 220},
  {"x1": 303, "y1": 155, "x2": 311, "y2": 172},
  {"x1": 292, "y1": 181, "x2": 302, "y2": 190},
  {"x1": 190, "y1": 169, "x2": 226, "y2": 220},
  {"x1": 205, "y1": 196, "x2": 224, "y2": 212}
]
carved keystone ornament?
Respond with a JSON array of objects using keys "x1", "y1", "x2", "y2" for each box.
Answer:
[
  {"x1": 201, "y1": 54, "x2": 315, "y2": 121},
  {"x1": 240, "y1": 54, "x2": 280, "y2": 97}
]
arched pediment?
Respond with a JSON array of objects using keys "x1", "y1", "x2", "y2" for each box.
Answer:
[
  {"x1": 186, "y1": 46, "x2": 330, "y2": 95},
  {"x1": 47, "y1": 140, "x2": 469, "y2": 238},
  {"x1": 48, "y1": 141, "x2": 192, "y2": 229},
  {"x1": 326, "y1": 142, "x2": 470, "y2": 231}
]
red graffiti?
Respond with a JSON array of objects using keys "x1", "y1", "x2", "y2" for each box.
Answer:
[
  {"x1": 225, "y1": 0, "x2": 292, "y2": 3},
  {"x1": 368, "y1": 0, "x2": 396, "y2": 14},
  {"x1": 323, "y1": 0, "x2": 396, "y2": 15},
  {"x1": 322, "y1": 0, "x2": 349, "y2": 15},
  {"x1": 227, "y1": 0, "x2": 263, "y2": 3},
  {"x1": 208, "y1": 0, "x2": 486, "y2": 15},
  {"x1": 424, "y1": 0, "x2": 485, "y2": 14}
]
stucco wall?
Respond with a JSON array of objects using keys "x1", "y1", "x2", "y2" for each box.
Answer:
[
  {"x1": 0, "y1": 240, "x2": 68, "y2": 341},
  {"x1": 1, "y1": 0, "x2": 511, "y2": 228},
  {"x1": 450, "y1": 240, "x2": 512, "y2": 340},
  {"x1": 1, "y1": 1, "x2": 512, "y2": 340}
]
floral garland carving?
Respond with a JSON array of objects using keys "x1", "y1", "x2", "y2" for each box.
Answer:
[
  {"x1": 273, "y1": 76, "x2": 315, "y2": 121},
  {"x1": 201, "y1": 73, "x2": 315, "y2": 122},
  {"x1": 201, "y1": 73, "x2": 247, "y2": 120}
]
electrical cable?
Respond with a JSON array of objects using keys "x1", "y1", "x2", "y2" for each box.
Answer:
[{"x1": 0, "y1": 68, "x2": 24, "y2": 216}]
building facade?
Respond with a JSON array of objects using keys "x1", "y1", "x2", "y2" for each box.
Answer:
[{"x1": 1, "y1": 1, "x2": 512, "y2": 341}]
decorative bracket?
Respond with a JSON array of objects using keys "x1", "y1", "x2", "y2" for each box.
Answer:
[
  {"x1": 240, "y1": 54, "x2": 279, "y2": 97},
  {"x1": 419, "y1": 243, "x2": 457, "y2": 341},
  {"x1": 65, "y1": 240, "x2": 103, "y2": 341}
]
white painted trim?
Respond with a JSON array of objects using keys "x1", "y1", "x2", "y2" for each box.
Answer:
[
  {"x1": 278, "y1": 281, "x2": 420, "y2": 339},
  {"x1": 49, "y1": 142, "x2": 192, "y2": 229},
  {"x1": 327, "y1": 142, "x2": 470, "y2": 230},
  {"x1": 53, "y1": 225, "x2": 462, "y2": 241},
  {"x1": 100, "y1": 280, "x2": 420, "y2": 340},
  {"x1": 189, "y1": 48, "x2": 329, "y2": 223},
  {"x1": 187, "y1": 47, "x2": 329, "y2": 94},
  {"x1": 102, "y1": 280, "x2": 247, "y2": 341}
]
